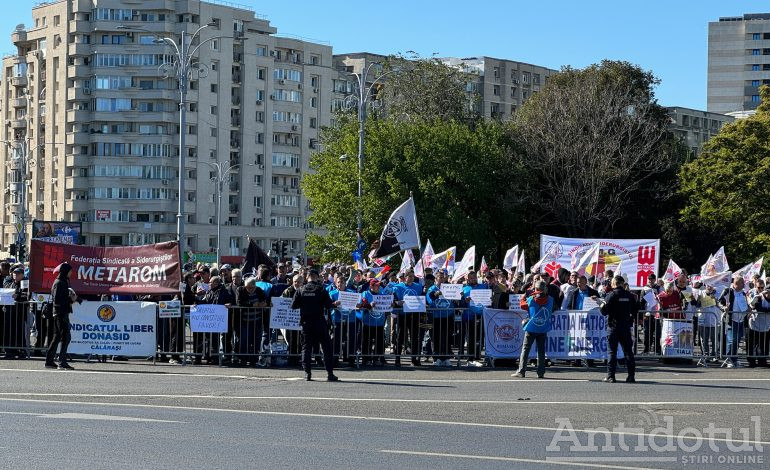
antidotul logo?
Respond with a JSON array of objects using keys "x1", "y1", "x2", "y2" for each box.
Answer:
[
  {"x1": 96, "y1": 304, "x2": 116, "y2": 323},
  {"x1": 384, "y1": 216, "x2": 407, "y2": 238}
]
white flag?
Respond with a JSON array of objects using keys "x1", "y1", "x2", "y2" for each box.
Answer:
[
  {"x1": 734, "y1": 257, "x2": 764, "y2": 285},
  {"x1": 503, "y1": 245, "x2": 519, "y2": 273},
  {"x1": 763, "y1": 270, "x2": 767, "y2": 281},
  {"x1": 398, "y1": 249, "x2": 416, "y2": 275},
  {"x1": 413, "y1": 259, "x2": 424, "y2": 278},
  {"x1": 572, "y1": 243, "x2": 601, "y2": 277},
  {"x1": 422, "y1": 239, "x2": 435, "y2": 267},
  {"x1": 516, "y1": 250, "x2": 526, "y2": 276},
  {"x1": 701, "y1": 270, "x2": 732, "y2": 293},
  {"x1": 700, "y1": 253, "x2": 714, "y2": 277},
  {"x1": 431, "y1": 247, "x2": 456, "y2": 274},
  {"x1": 662, "y1": 259, "x2": 682, "y2": 283},
  {"x1": 452, "y1": 246, "x2": 476, "y2": 283},
  {"x1": 371, "y1": 197, "x2": 420, "y2": 259},
  {"x1": 711, "y1": 246, "x2": 729, "y2": 274}
]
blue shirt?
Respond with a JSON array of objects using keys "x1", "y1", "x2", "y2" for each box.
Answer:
[
  {"x1": 256, "y1": 281, "x2": 273, "y2": 299},
  {"x1": 575, "y1": 288, "x2": 590, "y2": 310},
  {"x1": 357, "y1": 290, "x2": 386, "y2": 326},
  {"x1": 426, "y1": 285, "x2": 454, "y2": 318},
  {"x1": 461, "y1": 283, "x2": 489, "y2": 320},
  {"x1": 393, "y1": 282, "x2": 424, "y2": 315},
  {"x1": 523, "y1": 296, "x2": 554, "y2": 334}
]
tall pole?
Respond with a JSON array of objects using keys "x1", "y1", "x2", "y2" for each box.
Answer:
[
  {"x1": 216, "y1": 175, "x2": 222, "y2": 267},
  {"x1": 177, "y1": 30, "x2": 187, "y2": 260},
  {"x1": 18, "y1": 139, "x2": 28, "y2": 262},
  {"x1": 357, "y1": 85, "x2": 365, "y2": 234}
]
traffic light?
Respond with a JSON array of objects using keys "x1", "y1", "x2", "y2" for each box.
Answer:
[
  {"x1": 18, "y1": 244, "x2": 26, "y2": 262},
  {"x1": 271, "y1": 240, "x2": 279, "y2": 253},
  {"x1": 9, "y1": 243, "x2": 17, "y2": 256},
  {"x1": 280, "y1": 240, "x2": 288, "y2": 259}
]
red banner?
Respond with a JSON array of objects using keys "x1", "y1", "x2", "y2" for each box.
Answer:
[{"x1": 29, "y1": 240, "x2": 182, "y2": 295}]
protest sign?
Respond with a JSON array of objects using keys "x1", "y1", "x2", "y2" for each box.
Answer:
[
  {"x1": 0, "y1": 288, "x2": 15, "y2": 305},
  {"x1": 190, "y1": 304, "x2": 228, "y2": 333},
  {"x1": 483, "y1": 308, "x2": 527, "y2": 358},
  {"x1": 581, "y1": 298, "x2": 601, "y2": 311},
  {"x1": 270, "y1": 296, "x2": 301, "y2": 331},
  {"x1": 403, "y1": 295, "x2": 426, "y2": 313},
  {"x1": 158, "y1": 300, "x2": 181, "y2": 319},
  {"x1": 660, "y1": 319, "x2": 693, "y2": 357},
  {"x1": 440, "y1": 284, "x2": 463, "y2": 300},
  {"x1": 338, "y1": 291, "x2": 361, "y2": 311},
  {"x1": 372, "y1": 294, "x2": 393, "y2": 314},
  {"x1": 68, "y1": 301, "x2": 156, "y2": 356},
  {"x1": 469, "y1": 288, "x2": 492, "y2": 307},
  {"x1": 508, "y1": 294, "x2": 523, "y2": 311}
]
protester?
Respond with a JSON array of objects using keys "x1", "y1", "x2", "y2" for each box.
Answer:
[
  {"x1": 600, "y1": 275, "x2": 637, "y2": 383},
  {"x1": 460, "y1": 271, "x2": 487, "y2": 367},
  {"x1": 696, "y1": 285, "x2": 721, "y2": 362},
  {"x1": 512, "y1": 280, "x2": 554, "y2": 379},
  {"x1": 45, "y1": 263, "x2": 77, "y2": 370},
  {"x1": 236, "y1": 277, "x2": 268, "y2": 366},
  {"x1": 281, "y1": 274, "x2": 304, "y2": 366},
  {"x1": 329, "y1": 273, "x2": 358, "y2": 367},
  {"x1": 748, "y1": 288, "x2": 770, "y2": 368},
  {"x1": 358, "y1": 279, "x2": 387, "y2": 366},
  {"x1": 392, "y1": 272, "x2": 424, "y2": 367},
  {"x1": 639, "y1": 273, "x2": 661, "y2": 354},
  {"x1": 719, "y1": 276, "x2": 750, "y2": 368},
  {"x1": 426, "y1": 270, "x2": 454, "y2": 367},
  {"x1": 4, "y1": 266, "x2": 27, "y2": 359},
  {"x1": 200, "y1": 276, "x2": 233, "y2": 365},
  {"x1": 657, "y1": 281, "x2": 684, "y2": 319},
  {"x1": 291, "y1": 270, "x2": 338, "y2": 381}
]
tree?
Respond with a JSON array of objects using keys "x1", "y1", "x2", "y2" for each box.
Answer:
[
  {"x1": 679, "y1": 85, "x2": 770, "y2": 266},
  {"x1": 301, "y1": 118, "x2": 527, "y2": 263},
  {"x1": 513, "y1": 60, "x2": 680, "y2": 237}
]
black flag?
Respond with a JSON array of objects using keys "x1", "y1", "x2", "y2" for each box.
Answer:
[{"x1": 242, "y1": 238, "x2": 275, "y2": 276}]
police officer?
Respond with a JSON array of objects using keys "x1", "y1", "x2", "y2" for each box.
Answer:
[
  {"x1": 600, "y1": 275, "x2": 637, "y2": 383},
  {"x1": 291, "y1": 269, "x2": 339, "y2": 382}
]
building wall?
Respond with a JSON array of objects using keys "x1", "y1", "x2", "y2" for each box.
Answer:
[
  {"x1": 0, "y1": 0, "x2": 333, "y2": 259},
  {"x1": 666, "y1": 106, "x2": 734, "y2": 156}
]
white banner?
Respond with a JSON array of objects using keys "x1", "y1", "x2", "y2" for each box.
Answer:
[
  {"x1": 270, "y1": 296, "x2": 301, "y2": 331},
  {"x1": 190, "y1": 304, "x2": 228, "y2": 333},
  {"x1": 660, "y1": 319, "x2": 693, "y2": 357},
  {"x1": 540, "y1": 235, "x2": 660, "y2": 290},
  {"x1": 483, "y1": 308, "x2": 527, "y2": 358},
  {"x1": 158, "y1": 300, "x2": 181, "y2": 319},
  {"x1": 69, "y1": 301, "x2": 156, "y2": 356}
]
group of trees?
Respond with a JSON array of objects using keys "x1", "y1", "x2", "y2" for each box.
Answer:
[{"x1": 302, "y1": 54, "x2": 768, "y2": 273}]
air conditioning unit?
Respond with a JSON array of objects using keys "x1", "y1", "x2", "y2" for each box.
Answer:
[
  {"x1": 50, "y1": 178, "x2": 57, "y2": 184},
  {"x1": 270, "y1": 94, "x2": 275, "y2": 100},
  {"x1": 161, "y1": 179, "x2": 169, "y2": 185},
  {"x1": 313, "y1": 88, "x2": 318, "y2": 93},
  {"x1": 279, "y1": 79, "x2": 285, "y2": 85},
  {"x1": 291, "y1": 125, "x2": 298, "y2": 131},
  {"x1": 83, "y1": 88, "x2": 91, "y2": 94},
  {"x1": 255, "y1": 207, "x2": 262, "y2": 213},
  {"x1": 269, "y1": 50, "x2": 276, "y2": 57},
  {"x1": 297, "y1": 83, "x2": 302, "y2": 89},
  {"x1": 258, "y1": 164, "x2": 264, "y2": 169},
  {"x1": 256, "y1": 100, "x2": 262, "y2": 105}
]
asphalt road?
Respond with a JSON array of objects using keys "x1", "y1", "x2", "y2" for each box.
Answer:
[{"x1": 0, "y1": 359, "x2": 767, "y2": 469}]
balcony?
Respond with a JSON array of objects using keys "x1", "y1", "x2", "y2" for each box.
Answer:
[
  {"x1": 229, "y1": 204, "x2": 239, "y2": 213},
  {"x1": 231, "y1": 96, "x2": 241, "y2": 107},
  {"x1": 68, "y1": 42, "x2": 92, "y2": 56},
  {"x1": 231, "y1": 117, "x2": 241, "y2": 127},
  {"x1": 233, "y1": 53, "x2": 243, "y2": 63},
  {"x1": 65, "y1": 132, "x2": 90, "y2": 146},
  {"x1": 67, "y1": 87, "x2": 92, "y2": 101},
  {"x1": 64, "y1": 176, "x2": 90, "y2": 190},
  {"x1": 10, "y1": 97, "x2": 27, "y2": 108},
  {"x1": 232, "y1": 73, "x2": 241, "y2": 84},
  {"x1": 65, "y1": 199, "x2": 90, "y2": 212},
  {"x1": 66, "y1": 109, "x2": 92, "y2": 122},
  {"x1": 66, "y1": 155, "x2": 90, "y2": 167},
  {"x1": 67, "y1": 64, "x2": 90, "y2": 78},
  {"x1": 8, "y1": 201, "x2": 22, "y2": 215},
  {"x1": 229, "y1": 181, "x2": 240, "y2": 192},
  {"x1": 10, "y1": 76, "x2": 27, "y2": 87},
  {"x1": 68, "y1": 19, "x2": 90, "y2": 32},
  {"x1": 9, "y1": 119, "x2": 26, "y2": 129},
  {"x1": 11, "y1": 29, "x2": 26, "y2": 43}
]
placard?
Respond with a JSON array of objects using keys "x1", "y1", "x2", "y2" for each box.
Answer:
[
  {"x1": 190, "y1": 304, "x2": 228, "y2": 333},
  {"x1": 337, "y1": 290, "x2": 361, "y2": 311},
  {"x1": 508, "y1": 294, "x2": 523, "y2": 311},
  {"x1": 269, "y1": 296, "x2": 301, "y2": 331},
  {"x1": 660, "y1": 319, "x2": 693, "y2": 357},
  {"x1": 440, "y1": 284, "x2": 463, "y2": 300},
  {"x1": 469, "y1": 288, "x2": 492, "y2": 307},
  {"x1": 68, "y1": 301, "x2": 157, "y2": 356},
  {"x1": 0, "y1": 288, "x2": 15, "y2": 305},
  {"x1": 372, "y1": 294, "x2": 393, "y2": 314},
  {"x1": 31, "y1": 293, "x2": 50, "y2": 303},
  {"x1": 402, "y1": 295, "x2": 426, "y2": 313},
  {"x1": 581, "y1": 297, "x2": 601, "y2": 311},
  {"x1": 158, "y1": 300, "x2": 181, "y2": 318}
]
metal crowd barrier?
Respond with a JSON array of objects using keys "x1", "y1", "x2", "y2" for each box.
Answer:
[{"x1": 2, "y1": 302, "x2": 769, "y2": 369}]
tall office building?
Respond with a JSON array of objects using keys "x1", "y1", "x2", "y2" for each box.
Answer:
[
  {"x1": 1, "y1": 0, "x2": 333, "y2": 261},
  {"x1": 665, "y1": 106, "x2": 734, "y2": 157},
  {"x1": 708, "y1": 13, "x2": 770, "y2": 114}
]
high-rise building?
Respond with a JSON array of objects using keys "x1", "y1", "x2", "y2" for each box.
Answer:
[
  {"x1": 708, "y1": 13, "x2": 770, "y2": 114},
  {"x1": 1, "y1": 0, "x2": 333, "y2": 261},
  {"x1": 665, "y1": 106, "x2": 734, "y2": 157}
]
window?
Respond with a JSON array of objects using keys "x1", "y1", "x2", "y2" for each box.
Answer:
[
  {"x1": 210, "y1": 127, "x2": 217, "y2": 137},
  {"x1": 752, "y1": 95, "x2": 761, "y2": 102},
  {"x1": 754, "y1": 33, "x2": 761, "y2": 40},
  {"x1": 752, "y1": 80, "x2": 761, "y2": 86},
  {"x1": 754, "y1": 64, "x2": 762, "y2": 71},
  {"x1": 256, "y1": 90, "x2": 264, "y2": 101},
  {"x1": 764, "y1": 48, "x2": 770, "y2": 55},
  {"x1": 256, "y1": 46, "x2": 267, "y2": 56},
  {"x1": 533, "y1": 73, "x2": 541, "y2": 85},
  {"x1": 210, "y1": 83, "x2": 218, "y2": 93},
  {"x1": 311, "y1": 76, "x2": 318, "y2": 87},
  {"x1": 310, "y1": 117, "x2": 317, "y2": 129},
  {"x1": 272, "y1": 152, "x2": 300, "y2": 167},
  {"x1": 274, "y1": 68, "x2": 303, "y2": 82},
  {"x1": 752, "y1": 49, "x2": 761, "y2": 55},
  {"x1": 682, "y1": 115, "x2": 689, "y2": 126},
  {"x1": 256, "y1": 111, "x2": 264, "y2": 123},
  {"x1": 257, "y1": 68, "x2": 265, "y2": 80},
  {"x1": 109, "y1": 236, "x2": 123, "y2": 246},
  {"x1": 493, "y1": 85, "x2": 500, "y2": 96},
  {"x1": 311, "y1": 97, "x2": 317, "y2": 108},
  {"x1": 139, "y1": 35, "x2": 155, "y2": 45},
  {"x1": 210, "y1": 39, "x2": 219, "y2": 51},
  {"x1": 53, "y1": 15, "x2": 60, "y2": 26}
]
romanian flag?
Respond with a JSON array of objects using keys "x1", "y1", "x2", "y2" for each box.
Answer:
[{"x1": 374, "y1": 265, "x2": 391, "y2": 280}]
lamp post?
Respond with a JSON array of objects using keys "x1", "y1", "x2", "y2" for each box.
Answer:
[
  {"x1": 118, "y1": 22, "x2": 235, "y2": 258},
  {"x1": 200, "y1": 160, "x2": 241, "y2": 267},
  {"x1": 342, "y1": 63, "x2": 393, "y2": 233}
]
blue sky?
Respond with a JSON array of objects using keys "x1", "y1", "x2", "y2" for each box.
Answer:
[{"x1": 4, "y1": 0, "x2": 770, "y2": 109}]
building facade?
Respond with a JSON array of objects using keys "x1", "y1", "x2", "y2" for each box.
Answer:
[
  {"x1": 666, "y1": 106, "x2": 734, "y2": 157},
  {"x1": 708, "y1": 13, "x2": 770, "y2": 114},
  {"x1": 1, "y1": 0, "x2": 333, "y2": 260}
]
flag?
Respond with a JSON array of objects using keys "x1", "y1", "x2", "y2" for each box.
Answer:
[
  {"x1": 480, "y1": 256, "x2": 488, "y2": 273},
  {"x1": 531, "y1": 242, "x2": 561, "y2": 274},
  {"x1": 763, "y1": 270, "x2": 767, "y2": 281},
  {"x1": 370, "y1": 197, "x2": 420, "y2": 259},
  {"x1": 516, "y1": 250, "x2": 525, "y2": 276},
  {"x1": 662, "y1": 259, "x2": 682, "y2": 283},
  {"x1": 701, "y1": 247, "x2": 729, "y2": 277},
  {"x1": 572, "y1": 243, "x2": 600, "y2": 277},
  {"x1": 398, "y1": 249, "x2": 416, "y2": 275},
  {"x1": 421, "y1": 239, "x2": 435, "y2": 267},
  {"x1": 371, "y1": 253, "x2": 395, "y2": 267},
  {"x1": 413, "y1": 259, "x2": 425, "y2": 278},
  {"x1": 699, "y1": 253, "x2": 714, "y2": 277},
  {"x1": 701, "y1": 270, "x2": 732, "y2": 294},
  {"x1": 241, "y1": 238, "x2": 275, "y2": 277},
  {"x1": 352, "y1": 251, "x2": 368, "y2": 272},
  {"x1": 374, "y1": 265, "x2": 391, "y2": 280},
  {"x1": 735, "y1": 257, "x2": 764, "y2": 285},
  {"x1": 431, "y1": 247, "x2": 456, "y2": 274},
  {"x1": 503, "y1": 245, "x2": 519, "y2": 273},
  {"x1": 452, "y1": 246, "x2": 476, "y2": 283}
]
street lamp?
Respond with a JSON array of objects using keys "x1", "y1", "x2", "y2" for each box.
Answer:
[
  {"x1": 117, "y1": 22, "x2": 238, "y2": 257},
  {"x1": 342, "y1": 63, "x2": 393, "y2": 234},
  {"x1": 200, "y1": 160, "x2": 242, "y2": 267}
]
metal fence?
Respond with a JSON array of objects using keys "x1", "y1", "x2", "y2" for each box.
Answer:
[{"x1": 2, "y1": 302, "x2": 768, "y2": 369}]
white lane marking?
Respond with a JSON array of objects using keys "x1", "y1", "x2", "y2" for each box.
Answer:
[
  {"x1": 0, "y1": 410, "x2": 180, "y2": 423},
  {"x1": 0, "y1": 368, "x2": 251, "y2": 379},
  {"x1": 0, "y1": 397, "x2": 767, "y2": 448},
  {"x1": 0, "y1": 393, "x2": 769, "y2": 406},
  {"x1": 381, "y1": 450, "x2": 667, "y2": 470}
]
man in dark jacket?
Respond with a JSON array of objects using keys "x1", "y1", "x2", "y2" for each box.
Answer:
[
  {"x1": 292, "y1": 270, "x2": 338, "y2": 381},
  {"x1": 201, "y1": 276, "x2": 233, "y2": 365},
  {"x1": 3, "y1": 266, "x2": 28, "y2": 359},
  {"x1": 600, "y1": 275, "x2": 637, "y2": 383},
  {"x1": 45, "y1": 262, "x2": 76, "y2": 370}
]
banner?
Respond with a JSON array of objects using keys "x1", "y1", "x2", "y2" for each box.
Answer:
[
  {"x1": 539, "y1": 235, "x2": 660, "y2": 290},
  {"x1": 69, "y1": 301, "x2": 156, "y2": 356},
  {"x1": 158, "y1": 300, "x2": 181, "y2": 319},
  {"x1": 483, "y1": 308, "x2": 528, "y2": 358},
  {"x1": 190, "y1": 304, "x2": 228, "y2": 333},
  {"x1": 660, "y1": 319, "x2": 694, "y2": 357},
  {"x1": 29, "y1": 240, "x2": 182, "y2": 295},
  {"x1": 32, "y1": 220, "x2": 82, "y2": 245},
  {"x1": 269, "y1": 297, "x2": 301, "y2": 331}
]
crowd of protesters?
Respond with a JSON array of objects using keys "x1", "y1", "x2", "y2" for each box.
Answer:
[{"x1": 1, "y1": 259, "x2": 769, "y2": 371}]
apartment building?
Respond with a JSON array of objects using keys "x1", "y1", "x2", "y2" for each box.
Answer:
[
  {"x1": 708, "y1": 13, "x2": 770, "y2": 113},
  {"x1": 0, "y1": 0, "x2": 333, "y2": 260},
  {"x1": 665, "y1": 106, "x2": 734, "y2": 157}
]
